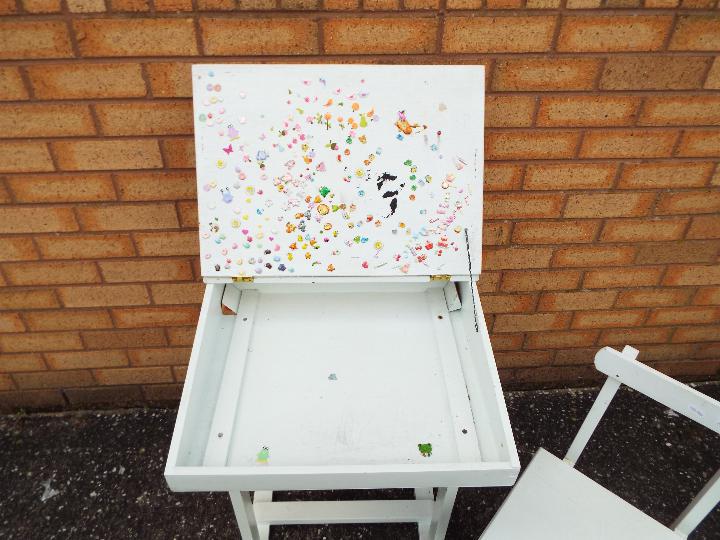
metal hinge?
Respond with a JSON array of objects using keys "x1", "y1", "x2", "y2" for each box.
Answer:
[
  {"x1": 429, "y1": 274, "x2": 451, "y2": 281},
  {"x1": 232, "y1": 276, "x2": 254, "y2": 283}
]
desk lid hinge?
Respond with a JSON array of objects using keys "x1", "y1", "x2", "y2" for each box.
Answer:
[
  {"x1": 429, "y1": 274, "x2": 451, "y2": 281},
  {"x1": 232, "y1": 276, "x2": 254, "y2": 283}
]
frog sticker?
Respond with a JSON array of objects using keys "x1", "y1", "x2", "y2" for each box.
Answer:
[{"x1": 418, "y1": 443, "x2": 432, "y2": 458}]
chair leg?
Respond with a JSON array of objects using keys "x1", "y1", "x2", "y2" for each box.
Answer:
[
  {"x1": 229, "y1": 491, "x2": 260, "y2": 540},
  {"x1": 428, "y1": 487, "x2": 458, "y2": 540}
]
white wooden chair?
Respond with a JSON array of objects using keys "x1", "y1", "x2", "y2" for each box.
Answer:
[{"x1": 481, "y1": 345, "x2": 720, "y2": 540}]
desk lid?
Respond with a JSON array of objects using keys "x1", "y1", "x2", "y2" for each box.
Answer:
[{"x1": 193, "y1": 64, "x2": 484, "y2": 280}]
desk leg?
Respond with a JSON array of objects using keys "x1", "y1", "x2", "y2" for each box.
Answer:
[
  {"x1": 253, "y1": 491, "x2": 272, "y2": 540},
  {"x1": 229, "y1": 491, "x2": 260, "y2": 540},
  {"x1": 427, "y1": 487, "x2": 457, "y2": 540},
  {"x1": 415, "y1": 488, "x2": 433, "y2": 540}
]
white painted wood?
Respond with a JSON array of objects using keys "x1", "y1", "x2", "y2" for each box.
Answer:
[
  {"x1": 442, "y1": 281, "x2": 461, "y2": 312},
  {"x1": 253, "y1": 499, "x2": 434, "y2": 525},
  {"x1": 253, "y1": 491, "x2": 272, "y2": 540},
  {"x1": 563, "y1": 377, "x2": 622, "y2": 466},
  {"x1": 672, "y1": 467, "x2": 720, "y2": 537},
  {"x1": 193, "y1": 65, "x2": 484, "y2": 279},
  {"x1": 595, "y1": 346, "x2": 720, "y2": 435},
  {"x1": 428, "y1": 487, "x2": 458, "y2": 540},
  {"x1": 203, "y1": 290, "x2": 259, "y2": 466},
  {"x1": 229, "y1": 491, "x2": 260, "y2": 540},
  {"x1": 221, "y1": 283, "x2": 242, "y2": 314},
  {"x1": 480, "y1": 449, "x2": 679, "y2": 540},
  {"x1": 415, "y1": 487, "x2": 434, "y2": 540}
]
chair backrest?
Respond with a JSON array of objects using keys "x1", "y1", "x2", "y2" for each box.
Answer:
[{"x1": 563, "y1": 346, "x2": 720, "y2": 538}]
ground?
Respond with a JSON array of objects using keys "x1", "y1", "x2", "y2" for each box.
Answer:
[{"x1": 0, "y1": 384, "x2": 718, "y2": 539}]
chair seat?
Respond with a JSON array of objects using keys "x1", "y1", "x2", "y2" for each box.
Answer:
[{"x1": 481, "y1": 448, "x2": 680, "y2": 540}]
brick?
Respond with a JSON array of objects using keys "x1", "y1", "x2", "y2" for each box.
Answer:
[
  {"x1": 0, "y1": 67, "x2": 28, "y2": 101},
  {"x1": 179, "y1": 203, "x2": 198, "y2": 228},
  {"x1": 404, "y1": 0, "x2": 439, "y2": 7},
  {"x1": 3, "y1": 261, "x2": 100, "y2": 286},
  {"x1": 580, "y1": 130, "x2": 677, "y2": 159},
  {"x1": 166, "y1": 326, "x2": 195, "y2": 346},
  {"x1": 22, "y1": 0, "x2": 62, "y2": 12},
  {"x1": 364, "y1": 0, "x2": 399, "y2": 7},
  {"x1": 0, "y1": 313, "x2": 24, "y2": 333},
  {"x1": 53, "y1": 140, "x2": 163, "y2": 171},
  {"x1": 637, "y1": 344, "x2": 697, "y2": 363},
  {"x1": 600, "y1": 218, "x2": 688, "y2": 243},
  {"x1": 654, "y1": 359, "x2": 720, "y2": 380},
  {"x1": 477, "y1": 272, "x2": 500, "y2": 293},
  {"x1": 489, "y1": 333, "x2": 524, "y2": 351},
  {"x1": 65, "y1": 385, "x2": 144, "y2": 407},
  {"x1": 492, "y1": 58, "x2": 600, "y2": 92},
  {"x1": 233, "y1": 0, "x2": 276, "y2": 6},
  {"x1": 512, "y1": 220, "x2": 599, "y2": 245},
  {"x1": 0, "y1": 289, "x2": 59, "y2": 310},
  {"x1": 495, "y1": 351, "x2": 553, "y2": 369},
  {"x1": 6, "y1": 173, "x2": 115, "y2": 203},
  {"x1": 524, "y1": 163, "x2": 615, "y2": 190},
  {"x1": 45, "y1": 349, "x2": 127, "y2": 370},
  {"x1": 676, "y1": 130, "x2": 720, "y2": 158},
  {"x1": 599, "y1": 327, "x2": 671, "y2": 345},
  {"x1": 485, "y1": 0, "x2": 521, "y2": 6},
  {"x1": 664, "y1": 265, "x2": 720, "y2": 286},
  {"x1": 553, "y1": 348, "x2": 599, "y2": 366},
  {"x1": 99, "y1": 259, "x2": 193, "y2": 282},
  {"x1": 77, "y1": 203, "x2": 179, "y2": 232},
  {"x1": 173, "y1": 365, "x2": 186, "y2": 381},
  {"x1": 24, "y1": 309, "x2": 112, "y2": 331},
  {"x1": 112, "y1": 306, "x2": 198, "y2": 328},
  {"x1": 566, "y1": 0, "x2": 601, "y2": 6},
  {"x1": 36, "y1": 234, "x2": 134, "y2": 260},
  {"x1": 481, "y1": 294, "x2": 535, "y2": 313},
  {"x1": 82, "y1": 328, "x2": 166, "y2": 349},
  {"x1": 74, "y1": 18, "x2": 197, "y2": 57},
  {"x1": 0, "y1": 389, "x2": 66, "y2": 411},
  {"x1": 14, "y1": 369, "x2": 94, "y2": 390},
  {"x1": 443, "y1": 16, "x2": 556, "y2": 54},
  {"x1": 483, "y1": 222, "x2": 511, "y2": 246},
  {"x1": 0, "y1": 142, "x2": 54, "y2": 173},
  {"x1": 687, "y1": 215, "x2": 720, "y2": 239},
  {"x1": 27, "y1": 63, "x2": 146, "y2": 99},
  {"x1": 641, "y1": 96, "x2": 720, "y2": 127},
  {"x1": 484, "y1": 163, "x2": 522, "y2": 191},
  {"x1": 501, "y1": 269, "x2": 581, "y2": 292},
  {"x1": 109, "y1": 0, "x2": 150, "y2": 10},
  {"x1": 58, "y1": 284, "x2": 149, "y2": 307},
  {"x1": 0, "y1": 373, "x2": 14, "y2": 391},
  {"x1": 325, "y1": 18, "x2": 435, "y2": 55},
  {"x1": 494, "y1": 312, "x2": 570, "y2": 333},
  {"x1": 0, "y1": 21, "x2": 73, "y2": 60},
  {"x1": 134, "y1": 231, "x2": 198, "y2": 256},
  {"x1": 537, "y1": 96, "x2": 639, "y2": 128},
  {"x1": 539, "y1": 290, "x2": 617, "y2": 311},
  {"x1": 150, "y1": 282, "x2": 204, "y2": 305},
  {"x1": 572, "y1": 309, "x2": 645, "y2": 329},
  {"x1": 564, "y1": 192, "x2": 655, "y2": 218},
  {"x1": 525, "y1": 330, "x2": 598, "y2": 350},
  {"x1": 669, "y1": 15, "x2": 720, "y2": 51},
  {"x1": 706, "y1": 58, "x2": 720, "y2": 90},
  {"x1": 600, "y1": 57, "x2": 710, "y2": 91},
  {"x1": 162, "y1": 138, "x2": 194, "y2": 168},
  {"x1": 0, "y1": 238, "x2": 38, "y2": 262},
  {"x1": 618, "y1": 162, "x2": 713, "y2": 189},
  {"x1": 637, "y1": 241, "x2": 719, "y2": 265},
  {"x1": 694, "y1": 286, "x2": 720, "y2": 306},
  {"x1": 0, "y1": 331, "x2": 83, "y2": 353},
  {"x1": 486, "y1": 131, "x2": 578, "y2": 160},
  {"x1": 485, "y1": 95, "x2": 536, "y2": 128},
  {"x1": 512, "y1": 365, "x2": 599, "y2": 386},
  {"x1": 142, "y1": 383, "x2": 182, "y2": 402},
  {"x1": 0, "y1": 207, "x2": 77, "y2": 234},
  {"x1": 696, "y1": 342, "x2": 720, "y2": 359},
  {"x1": 648, "y1": 306, "x2": 719, "y2": 326},
  {"x1": 202, "y1": 18, "x2": 318, "y2": 55},
  {"x1": 447, "y1": 0, "x2": 482, "y2": 6},
  {"x1": 0, "y1": 353, "x2": 45, "y2": 372},
  {"x1": 197, "y1": 0, "x2": 234, "y2": 7},
  {"x1": 526, "y1": 0, "x2": 561, "y2": 6},
  {"x1": 116, "y1": 171, "x2": 195, "y2": 201},
  {"x1": 67, "y1": 0, "x2": 105, "y2": 11},
  {"x1": 584, "y1": 267, "x2": 663, "y2": 288},
  {"x1": 94, "y1": 366, "x2": 173, "y2": 385},
  {"x1": 485, "y1": 193, "x2": 563, "y2": 219},
  {"x1": 96, "y1": 101, "x2": 193, "y2": 136},
  {"x1": 656, "y1": 191, "x2": 720, "y2": 215},
  {"x1": 485, "y1": 247, "x2": 553, "y2": 270},
  {"x1": 324, "y1": 0, "x2": 359, "y2": 7},
  {"x1": 673, "y1": 325, "x2": 720, "y2": 343},
  {"x1": 553, "y1": 245, "x2": 636, "y2": 268},
  {"x1": 127, "y1": 348, "x2": 190, "y2": 367},
  {"x1": 557, "y1": 16, "x2": 672, "y2": 52},
  {"x1": 616, "y1": 289, "x2": 692, "y2": 308},
  {"x1": 145, "y1": 62, "x2": 191, "y2": 98}
]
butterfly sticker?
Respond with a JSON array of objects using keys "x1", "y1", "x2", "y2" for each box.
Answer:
[{"x1": 223, "y1": 144, "x2": 233, "y2": 155}]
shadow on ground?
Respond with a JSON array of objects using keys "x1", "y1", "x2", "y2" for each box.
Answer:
[{"x1": 1, "y1": 383, "x2": 718, "y2": 539}]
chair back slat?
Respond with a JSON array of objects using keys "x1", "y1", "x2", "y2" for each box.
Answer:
[
  {"x1": 672, "y1": 468, "x2": 720, "y2": 537},
  {"x1": 594, "y1": 346, "x2": 720, "y2": 435}
]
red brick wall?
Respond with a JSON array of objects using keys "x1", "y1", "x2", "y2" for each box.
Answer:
[{"x1": 0, "y1": 1, "x2": 718, "y2": 410}]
